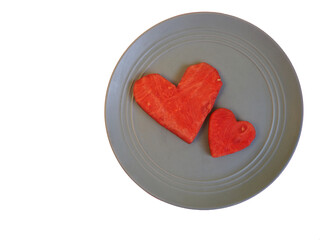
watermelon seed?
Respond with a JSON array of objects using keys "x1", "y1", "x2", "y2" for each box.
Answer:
[{"x1": 240, "y1": 125, "x2": 247, "y2": 133}]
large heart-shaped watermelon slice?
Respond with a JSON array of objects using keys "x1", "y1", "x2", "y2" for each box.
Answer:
[{"x1": 133, "y1": 62, "x2": 222, "y2": 143}]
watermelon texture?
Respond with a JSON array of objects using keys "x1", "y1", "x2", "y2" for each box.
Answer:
[
  {"x1": 208, "y1": 108, "x2": 256, "y2": 157},
  {"x1": 133, "y1": 62, "x2": 222, "y2": 143}
]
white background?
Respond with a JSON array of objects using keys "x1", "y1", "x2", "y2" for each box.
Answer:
[{"x1": 0, "y1": 0, "x2": 319, "y2": 239}]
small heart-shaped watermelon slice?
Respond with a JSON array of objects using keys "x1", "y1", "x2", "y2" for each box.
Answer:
[{"x1": 208, "y1": 108, "x2": 256, "y2": 157}]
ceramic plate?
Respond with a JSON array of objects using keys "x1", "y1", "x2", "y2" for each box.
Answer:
[{"x1": 105, "y1": 12, "x2": 303, "y2": 209}]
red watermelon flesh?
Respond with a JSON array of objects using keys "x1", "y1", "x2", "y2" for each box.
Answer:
[
  {"x1": 133, "y1": 62, "x2": 222, "y2": 143},
  {"x1": 208, "y1": 108, "x2": 256, "y2": 157}
]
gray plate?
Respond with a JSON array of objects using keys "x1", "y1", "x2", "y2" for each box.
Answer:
[{"x1": 105, "y1": 12, "x2": 303, "y2": 209}]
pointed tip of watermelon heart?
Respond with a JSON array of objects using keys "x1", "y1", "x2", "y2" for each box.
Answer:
[
  {"x1": 177, "y1": 134, "x2": 194, "y2": 144},
  {"x1": 210, "y1": 153, "x2": 225, "y2": 158}
]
